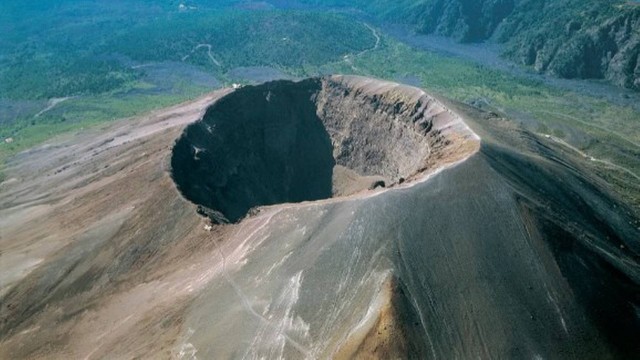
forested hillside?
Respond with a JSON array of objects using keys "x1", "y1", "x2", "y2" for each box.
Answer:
[{"x1": 301, "y1": 0, "x2": 640, "y2": 90}]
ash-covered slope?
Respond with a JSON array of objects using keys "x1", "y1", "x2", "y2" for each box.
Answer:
[
  {"x1": 174, "y1": 77, "x2": 640, "y2": 359},
  {"x1": 0, "y1": 76, "x2": 638, "y2": 359}
]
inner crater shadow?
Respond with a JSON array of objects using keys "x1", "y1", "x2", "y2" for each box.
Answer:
[{"x1": 171, "y1": 78, "x2": 335, "y2": 223}]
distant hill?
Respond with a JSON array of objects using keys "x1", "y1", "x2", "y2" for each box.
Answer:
[{"x1": 302, "y1": 0, "x2": 640, "y2": 90}]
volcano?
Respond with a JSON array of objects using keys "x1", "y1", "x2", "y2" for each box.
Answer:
[{"x1": 1, "y1": 76, "x2": 638, "y2": 359}]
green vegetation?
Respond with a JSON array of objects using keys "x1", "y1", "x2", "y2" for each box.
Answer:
[
  {"x1": 0, "y1": 57, "x2": 140, "y2": 100},
  {"x1": 0, "y1": 6, "x2": 374, "y2": 100},
  {"x1": 299, "y1": 0, "x2": 640, "y2": 89},
  {"x1": 112, "y1": 10, "x2": 375, "y2": 71},
  {"x1": 0, "y1": 5, "x2": 375, "y2": 180}
]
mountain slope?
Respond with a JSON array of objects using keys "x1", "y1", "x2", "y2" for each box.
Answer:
[
  {"x1": 0, "y1": 77, "x2": 638, "y2": 358},
  {"x1": 301, "y1": 0, "x2": 640, "y2": 90}
]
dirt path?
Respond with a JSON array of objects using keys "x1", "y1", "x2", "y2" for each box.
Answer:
[
  {"x1": 344, "y1": 23, "x2": 381, "y2": 71},
  {"x1": 34, "y1": 97, "x2": 73, "y2": 118},
  {"x1": 536, "y1": 110, "x2": 639, "y2": 148},
  {"x1": 182, "y1": 44, "x2": 222, "y2": 67},
  {"x1": 543, "y1": 133, "x2": 640, "y2": 181},
  {"x1": 359, "y1": 24, "x2": 380, "y2": 56}
]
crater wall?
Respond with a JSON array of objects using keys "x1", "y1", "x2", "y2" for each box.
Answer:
[{"x1": 171, "y1": 75, "x2": 477, "y2": 222}]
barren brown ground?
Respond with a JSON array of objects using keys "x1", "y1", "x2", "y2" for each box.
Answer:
[{"x1": 0, "y1": 90, "x2": 239, "y2": 358}]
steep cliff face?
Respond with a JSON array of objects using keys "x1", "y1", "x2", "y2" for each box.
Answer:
[
  {"x1": 499, "y1": 1, "x2": 640, "y2": 90},
  {"x1": 405, "y1": 0, "x2": 640, "y2": 89},
  {"x1": 411, "y1": 0, "x2": 516, "y2": 42}
]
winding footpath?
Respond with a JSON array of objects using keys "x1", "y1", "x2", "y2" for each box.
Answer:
[
  {"x1": 182, "y1": 44, "x2": 222, "y2": 67},
  {"x1": 343, "y1": 23, "x2": 381, "y2": 72}
]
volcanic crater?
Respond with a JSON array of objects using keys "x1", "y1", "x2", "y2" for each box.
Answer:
[{"x1": 171, "y1": 75, "x2": 478, "y2": 223}]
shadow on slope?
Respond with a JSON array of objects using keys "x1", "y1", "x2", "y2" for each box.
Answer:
[{"x1": 171, "y1": 79, "x2": 335, "y2": 223}]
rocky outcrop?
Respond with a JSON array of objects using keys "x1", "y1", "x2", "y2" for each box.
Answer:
[
  {"x1": 408, "y1": 0, "x2": 640, "y2": 90},
  {"x1": 500, "y1": 2, "x2": 640, "y2": 90},
  {"x1": 410, "y1": 0, "x2": 516, "y2": 42}
]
